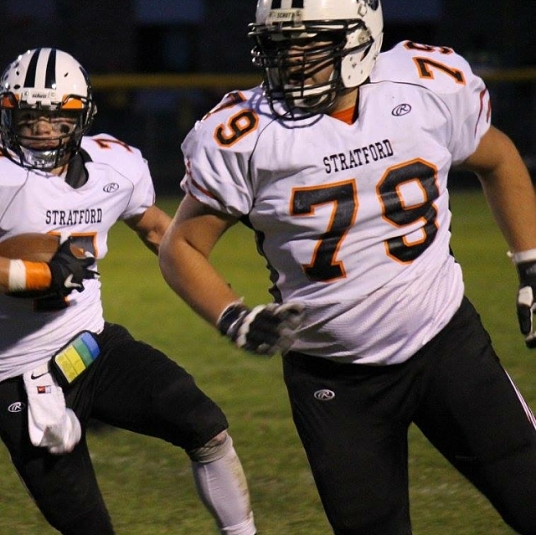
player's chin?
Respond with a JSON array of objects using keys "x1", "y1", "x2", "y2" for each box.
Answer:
[{"x1": 22, "y1": 141, "x2": 59, "y2": 150}]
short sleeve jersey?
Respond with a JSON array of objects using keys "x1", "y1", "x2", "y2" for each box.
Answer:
[
  {"x1": 181, "y1": 41, "x2": 492, "y2": 365},
  {"x1": 0, "y1": 134, "x2": 155, "y2": 380}
]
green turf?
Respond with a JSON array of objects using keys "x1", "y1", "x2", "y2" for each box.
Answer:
[{"x1": 1, "y1": 190, "x2": 534, "y2": 534}]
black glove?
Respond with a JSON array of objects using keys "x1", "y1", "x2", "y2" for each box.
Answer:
[
  {"x1": 217, "y1": 301, "x2": 304, "y2": 355},
  {"x1": 48, "y1": 237, "x2": 99, "y2": 296},
  {"x1": 516, "y1": 259, "x2": 536, "y2": 348}
]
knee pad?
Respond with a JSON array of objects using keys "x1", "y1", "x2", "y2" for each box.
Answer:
[{"x1": 187, "y1": 431, "x2": 233, "y2": 463}]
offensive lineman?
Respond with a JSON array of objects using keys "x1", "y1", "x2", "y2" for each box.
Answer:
[
  {"x1": 159, "y1": 0, "x2": 536, "y2": 534},
  {"x1": 0, "y1": 48, "x2": 257, "y2": 535}
]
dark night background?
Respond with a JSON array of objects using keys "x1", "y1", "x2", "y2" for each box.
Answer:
[{"x1": 0, "y1": 0, "x2": 534, "y2": 192}]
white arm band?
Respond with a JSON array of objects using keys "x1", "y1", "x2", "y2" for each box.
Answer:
[
  {"x1": 8, "y1": 259, "x2": 27, "y2": 292},
  {"x1": 508, "y1": 249, "x2": 536, "y2": 264}
]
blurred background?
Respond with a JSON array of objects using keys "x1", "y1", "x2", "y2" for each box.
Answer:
[{"x1": 1, "y1": 0, "x2": 534, "y2": 194}]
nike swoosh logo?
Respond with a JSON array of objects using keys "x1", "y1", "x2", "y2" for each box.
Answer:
[
  {"x1": 63, "y1": 274, "x2": 81, "y2": 289},
  {"x1": 30, "y1": 371, "x2": 48, "y2": 380}
]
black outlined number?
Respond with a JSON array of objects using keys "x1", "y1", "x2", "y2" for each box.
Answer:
[
  {"x1": 291, "y1": 161, "x2": 439, "y2": 282},
  {"x1": 291, "y1": 180, "x2": 357, "y2": 282},
  {"x1": 203, "y1": 91, "x2": 246, "y2": 121},
  {"x1": 404, "y1": 41, "x2": 466, "y2": 85},
  {"x1": 413, "y1": 57, "x2": 465, "y2": 84},
  {"x1": 377, "y1": 160, "x2": 439, "y2": 263},
  {"x1": 404, "y1": 41, "x2": 453, "y2": 55},
  {"x1": 214, "y1": 110, "x2": 259, "y2": 147}
]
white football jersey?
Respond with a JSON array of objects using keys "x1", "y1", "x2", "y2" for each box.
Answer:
[
  {"x1": 0, "y1": 134, "x2": 155, "y2": 381},
  {"x1": 182, "y1": 41, "x2": 492, "y2": 365}
]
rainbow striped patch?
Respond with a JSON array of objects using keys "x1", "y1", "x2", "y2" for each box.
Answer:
[{"x1": 53, "y1": 332, "x2": 100, "y2": 385}]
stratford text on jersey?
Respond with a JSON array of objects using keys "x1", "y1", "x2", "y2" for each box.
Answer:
[
  {"x1": 45, "y1": 208, "x2": 103, "y2": 225},
  {"x1": 324, "y1": 139, "x2": 394, "y2": 174}
]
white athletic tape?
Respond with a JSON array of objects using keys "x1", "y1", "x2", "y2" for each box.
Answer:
[
  {"x1": 510, "y1": 248, "x2": 536, "y2": 264},
  {"x1": 7, "y1": 259, "x2": 27, "y2": 292}
]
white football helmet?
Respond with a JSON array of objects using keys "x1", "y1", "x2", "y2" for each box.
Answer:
[
  {"x1": 0, "y1": 48, "x2": 96, "y2": 170},
  {"x1": 249, "y1": 0, "x2": 383, "y2": 119}
]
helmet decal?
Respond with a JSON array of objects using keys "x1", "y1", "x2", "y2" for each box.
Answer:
[
  {"x1": 23, "y1": 48, "x2": 57, "y2": 89},
  {"x1": 271, "y1": 0, "x2": 304, "y2": 8}
]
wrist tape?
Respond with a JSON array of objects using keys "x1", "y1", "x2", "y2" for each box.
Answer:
[
  {"x1": 217, "y1": 302, "x2": 249, "y2": 338},
  {"x1": 8, "y1": 259, "x2": 51, "y2": 292},
  {"x1": 509, "y1": 249, "x2": 536, "y2": 264}
]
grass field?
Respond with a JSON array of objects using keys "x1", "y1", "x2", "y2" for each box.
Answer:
[{"x1": 1, "y1": 190, "x2": 535, "y2": 534}]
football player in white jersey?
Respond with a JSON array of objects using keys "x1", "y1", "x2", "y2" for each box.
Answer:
[
  {"x1": 159, "y1": 0, "x2": 536, "y2": 533},
  {"x1": 0, "y1": 48, "x2": 257, "y2": 535}
]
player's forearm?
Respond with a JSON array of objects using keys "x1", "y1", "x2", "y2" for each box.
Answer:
[
  {"x1": 463, "y1": 126, "x2": 536, "y2": 253},
  {"x1": 126, "y1": 205, "x2": 172, "y2": 255},
  {"x1": 479, "y1": 158, "x2": 536, "y2": 254},
  {"x1": 0, "y1": 257, "x2": 11, "y2": 292},
  {"x1": 159, "y1": 235, "x2": 239, "y2": 327}
]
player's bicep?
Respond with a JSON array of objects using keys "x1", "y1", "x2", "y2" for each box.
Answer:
[
  {"x1": 461, "y1": 125, "x2": 516, "y2": 177},
  {"x1": 169, "y1": 194, "x2": 237, "y2": 259}
]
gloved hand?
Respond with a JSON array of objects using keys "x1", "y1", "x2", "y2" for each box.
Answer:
[
  {"x1": 515, "y1": 257, "x2": 536, "y2": 348},
  {"x1": 217, "y1": 301, "x2": 304, "y2": 355},
  {"x1": 48, "y1": 237, "x2": 98, "y2": 296}
]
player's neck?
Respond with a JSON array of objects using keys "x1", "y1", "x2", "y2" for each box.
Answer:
[
  {"x1": 51, "y1": 164, "x2": 68, "y2": 177},
  {"x1": 330, "y1": 88, "x2": 359, "y2": 124},
  {"x1": 333, "y1": 88, "x2": 358, "y2": 112}
]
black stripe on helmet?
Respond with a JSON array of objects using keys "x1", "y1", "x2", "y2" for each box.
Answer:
[
  {"x1": 45, "y1": 49, "x2": 57, "y2": 89},
  {"x1": 23, "y1": 49, "x2": 40, "y2": 88},
  {"x1": 271, "y1": 0, "x2": 304, "y2": 9}
]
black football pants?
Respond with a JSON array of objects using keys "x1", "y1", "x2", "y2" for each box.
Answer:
[
  {"x1": 284, "y1": 297, "x2": 536, "y2": 535},
  {"x1": 0, "y1": 323, "x2": 228, "y2": 534}
]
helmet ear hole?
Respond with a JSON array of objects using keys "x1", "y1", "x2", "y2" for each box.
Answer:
[{"x1": 341, "y1": 33, "x2": 383, "y2": 88}]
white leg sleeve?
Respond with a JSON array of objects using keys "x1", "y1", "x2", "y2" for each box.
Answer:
[{"x1": 191, "y1": 435, "x2": 256, "y2": 535}]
